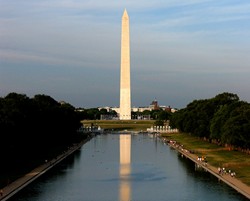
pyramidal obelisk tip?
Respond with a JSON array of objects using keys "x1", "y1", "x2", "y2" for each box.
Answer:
[{"x1": 123, "y1": 8, "x2": 128, "y2": 16}]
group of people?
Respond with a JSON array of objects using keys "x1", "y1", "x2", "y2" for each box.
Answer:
[
  {"x1": 218, "y1": 167, "x2": 236, "y2": 177},
  {"x1": 166, "y1": 138, "x2": 238, "y2": 179},
  {"x1": 197, "y1": 156, "x2": 208, "y2": 166}
]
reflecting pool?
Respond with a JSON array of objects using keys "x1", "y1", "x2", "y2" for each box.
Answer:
[{"x1": 9, "y1": 134, "x2": 249, "y2": 201}]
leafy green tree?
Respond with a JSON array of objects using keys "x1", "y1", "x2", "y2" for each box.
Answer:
[
  {"x1": 210, "y1": 105, "x2": 228, "y2": 141},
  {"x1": 157, "y1": 110, "x2": 171, "y2": 121},
  {"x1": 221, "y1": 102, "x2": 250, "y2": 148},
  {"x1": 154, "y1": 119, "x2": 164, "y2": 126},
  {"x1": 170, "y1": 92, "x2": 248, "y2": 148},
  {"x1": 0, "y1": 93, "x2": 83, "y2": 164},
  {"x1": 86, "y1": 108, "x2": 100, "y2": 119},
  {"x1": 213, "y1": 92, "x2": 239, "y2": 106},
  {"x1": 142, "y1": 110, "x2": 151, "y2": 116},
  {"x1": 169, "y1": 109, "x2": 182, "y2": 130},
  {"x1": 210, "y1": 101, "x2": 242, "y2": 141}
]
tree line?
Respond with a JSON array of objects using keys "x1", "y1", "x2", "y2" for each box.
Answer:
[
  {"x1": 76, "y1": 107, "x2": 172, "y2": 122},
  {"x1": 0, "y1": 92, "x2": 84, "y2": 172},
  {"x1": 0, "y1": 92, "x2": 172, "y2": 160},
  {"x1": 170, "y1": 92, "x2": 250, "y2": 150}
]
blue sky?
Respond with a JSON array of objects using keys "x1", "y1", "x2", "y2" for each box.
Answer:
[{"x1": 1, "y1": 0, "x2": 250, "y2": 109}]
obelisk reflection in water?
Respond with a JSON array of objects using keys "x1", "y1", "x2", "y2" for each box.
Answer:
[{"x1": 119, "y1": 134, "x2": 131, "y2": 201}]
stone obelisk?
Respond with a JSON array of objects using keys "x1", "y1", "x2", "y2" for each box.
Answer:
[{"x1": 119, "y1": 9, "x2": 131, "y2": 120}]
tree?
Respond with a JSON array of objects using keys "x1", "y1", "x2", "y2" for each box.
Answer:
[
  {"x1": 154, "y1": 119, "x2": 164, "y2": 126},
  {"x1": 0, "y1": 92, "x2": 83, "y2": 164},
  {"x1": 221, "y1": 102, "x2": 250, "y2": 148}
]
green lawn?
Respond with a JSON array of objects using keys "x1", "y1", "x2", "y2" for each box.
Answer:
[
  {"x1": 81, "y1": 120, "x2": 155, "y2": 131},
  {"x1": 161, "y1": 133, "x2": 250, "y2": 186}
]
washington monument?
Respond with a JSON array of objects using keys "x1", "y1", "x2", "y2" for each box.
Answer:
[{"x1": 119, "y1": 9, "x2": 131, "y2": 120}]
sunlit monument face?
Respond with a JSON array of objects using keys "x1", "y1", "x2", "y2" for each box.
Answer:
[{"x1": 119, "y1": 9, "x2": 131, "y2": 120}]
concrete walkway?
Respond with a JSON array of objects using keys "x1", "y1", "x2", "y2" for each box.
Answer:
[
  {"x1": 166, "y1": 140, "x2": 250, "y2": 200},
  {"x1": 0, "y1": 138, "x2": 90, "y2": 201}
]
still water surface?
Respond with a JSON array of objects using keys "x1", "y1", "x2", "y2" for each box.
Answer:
[{"x1": 9, "y1": 134, "x2": 248, "y2": 201}]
